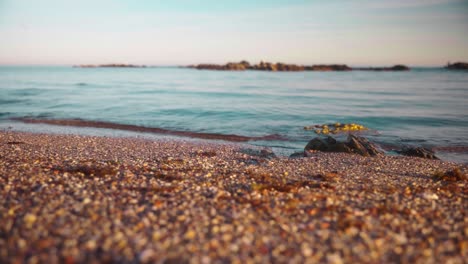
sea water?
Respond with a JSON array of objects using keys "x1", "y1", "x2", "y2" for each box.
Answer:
[{"x1": 1, "y1": 66, "x2": 467, "y2": 162}]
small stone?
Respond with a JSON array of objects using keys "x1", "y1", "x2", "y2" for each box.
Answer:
[
  {"x1": 327, "y1": 253, "x2": 343, "y2": 264},
  {"x1": 394, "y1": 233, "x2": 408, "y2": 245},
  {"x1": 301, "y1": 243, "x2": 313, "y2": 257},
  {"x1": 85, "y1": 240, "x2": 97, "y2": 250},
  {"x1": 422, "y1": 193, "x2": 439, "y2": 200},
  {"x1": 184, "y1": 230, "x2": 196, "y2": 239},
  {"x1": 289, "y1": 152, "x2": 304, "y2": 159},
  {"x1": 24, "y1": 214, "x2": 37, "y2": 227},
  {"x1": 152, "y1": 231, "x2": 161, "y2": 241},
  {"x1": 139, "y1": 249, "x2": 155, "y2": 263}
]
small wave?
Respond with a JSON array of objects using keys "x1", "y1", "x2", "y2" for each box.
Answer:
[
  {"x1": 400, "y1": 138, "x2": 427, "y2": 143},
  {"x1": 432, "y1": 146, "x2": 468, "y2": 153},
  {"x1": 250, "y1": 144, "x2": 295, "y2": 149},
  {"x1": 11, "y1": 117, "x2": 288, "y2": 143},
  {"x1": 47, "y1": 103, "x2": 78, "y2": 109},
  {"x1": 379, "y1": 142, "x2": 468, "y2": 153},
  {"x1": 11, "y1": 88, "x2": 45, "y2": 96},
  {"x1": 0, "y1": 112, "x2": 13, "y2": 118},
  {"x1": 0, "y1": 99, "x2": 26, "y2": 104},
  {"x1": 75, "y1": 82, "x2": 88, "y2": 86},
  {"x1": 356, "y1": 116, "x2": 468, "y2": 127}
]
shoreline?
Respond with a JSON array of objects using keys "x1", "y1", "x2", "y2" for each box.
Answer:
[
  {"x1": 11, "y1": 117, "x2": 286, "y2": 143},
  {"x1": 1, "y1": 130, "x2": 466, "y2": 262},
  {"x1": 5, "y1": 117, "x2": 468, "y2": 164}
]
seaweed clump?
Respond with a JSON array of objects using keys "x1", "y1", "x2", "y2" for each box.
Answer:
[{"x1": 304, "y1": 123, "x2": 368, "y2": 135}]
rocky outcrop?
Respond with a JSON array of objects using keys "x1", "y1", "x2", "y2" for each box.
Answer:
[
  {"x1": 305, "y1": 64, "x2": 352, "y2": 71},
  {"x1": 389, "y1": 65, "x2": 410, "y2": 71},
  {"x1": 225, "y1": 62, "x2": 247, "y2": 71},
  {"x1": 189, "y1": 61, "x2": 252, "y2": 71},
  {"x1": 252, "y1": 61, "x2": 276, "y2": 71},
  {"x1": 304, "y1": 135, "x2": 383, "y2": 157},
  {"x1": 188, "y1": 61, "x2": 354, "y2": 72},
  {"x1": 276, "y1": 63, "x2": 305, "y2": 71},
  {"x1": 251, "y1": 62, "x2": 351, "y2": 71},
  {"x1": 252, "y1": 62, "x2": 306, "y2": 71},
  {"x1": 354, "y1": 65, "x2": 410, "y2": 71},
  {"x1": 446, "y1": 62, "x2": 468, "y2": 70},
  {"x1": 188, "y1": 61, "x2": 410, "y2": 72},
  {"x1": 188, "y1": 63, "x2": 245, "y2": 71},
  {"x1": 74, "y1": 64, "x2": 147, "y2": 68},
  {"x1": 249, "y1": 61, "x2": 307, "y2": 71},
  {"x1": 347, "y1": 135, "x2": 382, "y2": 156},
  {"x1": 397, "y1": 147, "x2": 439, "y2": 160}
]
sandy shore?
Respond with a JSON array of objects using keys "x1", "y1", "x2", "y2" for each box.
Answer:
[{"x1": 0, "y1": 131, "x2": 466, "y2": 263}]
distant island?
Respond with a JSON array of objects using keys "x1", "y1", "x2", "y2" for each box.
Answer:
[
  {"x1": 446, "y1": 62, "x2": 468, "y2": 70},
  {"x1": 354, "y1": 65, "x2": 410, "y2": 71},
  {"x1": 73, "y1": 64, "x2": 147, "y2": 68},
  {"x1": 185, "y1": 61, "x2": 410, "y2": 72},
  {"x1": 71, "y1": 61, "x2": 468, "y2": 71}
]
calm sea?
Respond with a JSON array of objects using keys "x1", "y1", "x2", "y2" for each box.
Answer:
[{"x1": 1, "y1": 66, "x2": 467, "y2": 162}]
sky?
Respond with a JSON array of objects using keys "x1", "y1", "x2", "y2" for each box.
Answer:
[{"x1": 1, "y1": 0, "x2": 467, "y2": 66}]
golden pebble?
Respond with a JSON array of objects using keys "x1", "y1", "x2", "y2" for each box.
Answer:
[
  {"x1": 24, "y1": 213, "x2": 37, "y2": 227},
  {"x1": 185, "y1": 230, "x2": 196, "y2": 239}
]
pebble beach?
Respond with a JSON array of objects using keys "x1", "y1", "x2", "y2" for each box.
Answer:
[{"x1": 0, "y1": 130, "x2": 466, "y2": 263}]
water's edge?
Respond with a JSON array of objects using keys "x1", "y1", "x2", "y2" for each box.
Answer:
[
  {"x1": 4, "y1": 117, "x2": 468, "y2": 164},
  {"x1": 10, "y1": 117, "x2": 285, "y2": 142}
]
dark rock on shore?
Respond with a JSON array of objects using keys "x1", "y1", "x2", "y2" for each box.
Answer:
[
  {"x1": 354, "y1": 65, "x2": 410, "y2": 71},
  {"x1": 347, "y1": 135, "x2": 382, "y2": 156},
  {"x1": 289, "y1": 152, "x2": 305, "y2": 159},
  {"x1": 260, "y1": 149, "x2": 276, "y2": 159},
  {"x1": 446, "y1": 62, "x2": 468, "y2": 70},
  {"x1": 305, "y1": 136, "x2": 350, "y2": 153},
  {"x1": 397, "y1": 147, "x2": 439, "y2": 160},
  {"x1": 304, "y1": 135, "x2": 383, "y2": 157}
]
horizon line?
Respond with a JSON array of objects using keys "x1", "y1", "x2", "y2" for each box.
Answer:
[{"x1": 0, "y1": 62, "x2": 462, "y2": 68}]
